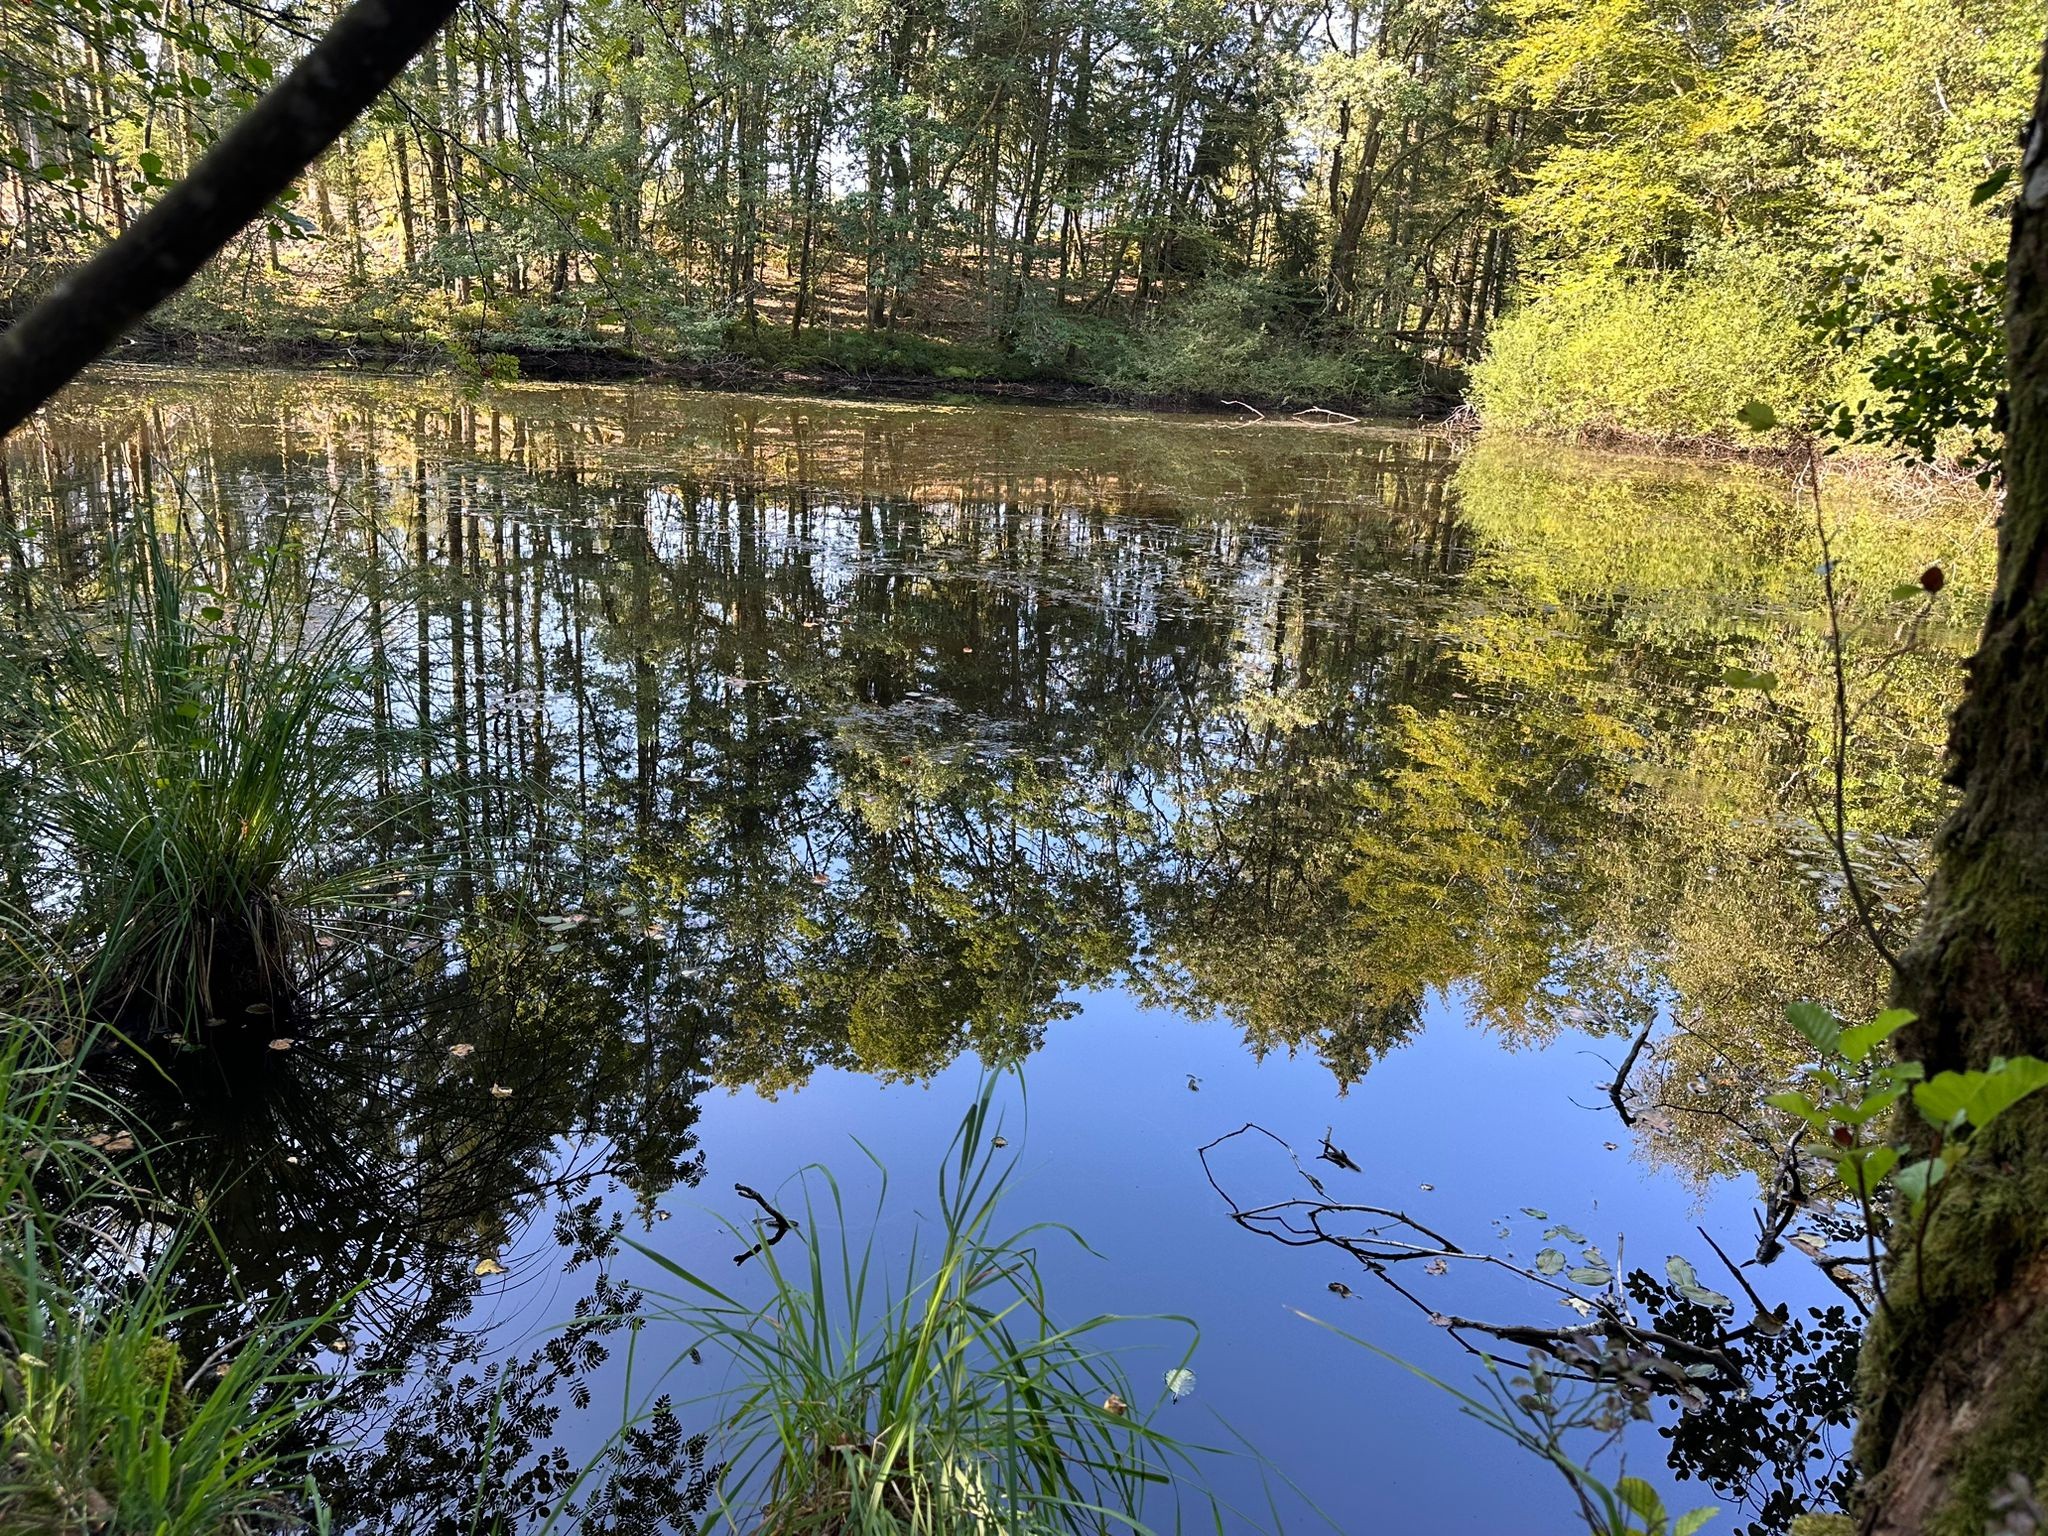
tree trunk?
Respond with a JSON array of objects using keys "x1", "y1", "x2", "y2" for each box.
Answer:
[{"x1": 1856, "y1": 38, "x2": 2048, "y2": 1536}]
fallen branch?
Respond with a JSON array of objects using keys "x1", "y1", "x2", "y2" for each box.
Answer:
[{"x1": 731, "y1": 1182, "x2": 798, "y2": 1266}]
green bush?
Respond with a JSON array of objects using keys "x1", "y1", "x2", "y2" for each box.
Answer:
[
  {"x1": 0, "y1": 525, "x2": 398, "y2": 1036},
  {"x1": 1471, "y1": 269, "x2": 1842, "y2": 444}
]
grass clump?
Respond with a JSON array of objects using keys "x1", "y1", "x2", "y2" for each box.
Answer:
[
  {"x1": 0, "y1": 526, "x2": 388, "y2": 1037},
  {"x1": 611, "y1": 1080, "x2": 1220, "y2": 1535},
  {"x1": 0, "y1": 1008, "x2": 333, "y2": 1534}
]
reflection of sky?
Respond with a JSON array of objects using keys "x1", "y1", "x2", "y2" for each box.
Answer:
[{"x1": 473, "y1": 984, "x2": 1825, "y2": 1534}]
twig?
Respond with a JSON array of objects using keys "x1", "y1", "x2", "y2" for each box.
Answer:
[
  {"x1": 1220, "y1": 399, "x2": 1267, "y2": 420},
  {"x1": 1293, "y1": 405, "x2": 1360, "y2": 424},
  {"x1": 731, "y1": 1182, "x2": 797, "y2": 1266},
  {"x1": 1605, "y1": 1020, "x2": 1655, "y2": 1127},
  {"x1": 1800, "y1": 441, "x2": 1901, "y2": 975}
]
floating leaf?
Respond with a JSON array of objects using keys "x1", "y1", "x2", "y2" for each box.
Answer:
[
  {"x1": 449, "y1": 1043, "x2": 475, "y2": 1058},
  {"x1": 1163, "y1": 1368, "x2": 1196, "y2": 1400},
  {"x1": 267, "y1": 1038, "x2": 293, "y2": 1052},
  {"x1": 1101, "y1": 1394, "x2": 1128, "y2": 1417},
  {"x1": 1425, "y1": 1258, "x2": 1448, "y2": 1276},
  {"x1": 1545, "y1": 1224, "x2": 1587, "y2": 1245},
  {"x1": 1735, "y1": 399, "x2": 1778, "y2": 432},
  {"x1": 1521, "y1": 1207, "x2": 1548, "y2": 1219},
  {"x1": 1535, "y1": 1248, "x2": 1567, "y2": 1276},
  {"x1": 474, "y1": 1257, "x2": 507, "y2": 1277},
  {"x1": 490, "y1": 1084, "x2": 514, "y2": 1099}
]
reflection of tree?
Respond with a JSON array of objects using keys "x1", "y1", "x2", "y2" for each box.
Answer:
[{"x1": 9, "y1": 380, "x2": 1990, "y2": 1175}]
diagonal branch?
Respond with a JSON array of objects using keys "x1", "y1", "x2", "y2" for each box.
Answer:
[{"x1": 0, "y1": 0, "x2": 462, "y2": 438}]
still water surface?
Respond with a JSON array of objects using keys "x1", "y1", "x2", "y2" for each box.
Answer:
[{"x1": 3, "y1": 371, "x2": 1989, "y2": 1533}]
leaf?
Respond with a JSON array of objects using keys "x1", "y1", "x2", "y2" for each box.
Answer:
[
  {"x1": 1163, "y1": 1367, "x2": 1196, "y2": 1400},
  {"x1": 1962, "y1": 1055, "x2": 2048, "y2": 1128},
  {"x1": 474, "y1": 1257, "x2": 507, "y2": 1277},
  {"x1": 1912, "y1": 1071, "x2": 1978, "y2": 1128},
  {"x1": 490, "y1": 1083, "x2": 514, "y2": 1099},
  {"x1": 1834, "y1": 1087, "x2": 1906, "y2": 1126},
  {"x1": 1568, "y1": 1265, "x2": 1613, "y2": 1286},
  {"x1": 1521, "y1": 1207, "x2": 1548, "y2": 1219},
  {"x1": 1786, "y1": 1002, "x2": 1842, "y2": 1057},
  {"x1": 1893, "y1": 1158, "x2": 1947, "y2": 1208},
  {"x1": 1675, "y1": 1507, "x2": 1720, "y2": 1536},
  {"x1": 267, "y1": 1038, "x2": 293, "y2": 1051},
  {"x1": 1838, "y1": 1009, "x2": 1915, "y2": 1064},
  {"x1": 1735, "y1": 399, "x2": 1778, "y2": 433},
  {"x1": 1535, "y1": 1248, "x2": 1567, "y2": 1276},
  {"x1": 1971, "y1": 165, "x2": 2014, "y2": 206},
  {"x1": 448, "y1": 1043, "x2": 474, "y2": 1058},
  {"x1": 1837, "y1": 1145, "x2": 1899, "y2": 1197},
  {"x1": 1667, "y1": 1255, "x2": 1734, "y2": 1311},
  {"x1": 1617, "y1": 1476, "x2": 1667, "y2": 1525},
  {"x1": 1101, "y1": 1393, "x2": 1128, "y2": 1416},
  {"x1": 1545, "y1": 1224, "x2": 1587, "y2": 1244}
]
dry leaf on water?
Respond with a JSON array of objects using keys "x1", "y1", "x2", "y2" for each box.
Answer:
[
  {"x1": 449, "y1": 1043, "x2": 475, "y2": 1058},
  {"x1": 268, "y1": 1038, "x2": 293, "y2": 1051},
  {"x1": 474, "y1": 1257, "x2": 508, "y2": 1277},
  {"x1": 1101, "y1": 1394, "x2": 1128, "y2": 1417},
  {"x1": 490, "y1": 1084, "x2": 513, "y2": 1099}
]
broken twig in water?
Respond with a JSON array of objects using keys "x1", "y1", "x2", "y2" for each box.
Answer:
[{"x1": 732, "y1": 1182, "x2": 798, "y2": 1265}]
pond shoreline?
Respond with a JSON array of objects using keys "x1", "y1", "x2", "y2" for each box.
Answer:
[{"x1": 103, "y1": 322, "x2": 1465, "y2": 424}]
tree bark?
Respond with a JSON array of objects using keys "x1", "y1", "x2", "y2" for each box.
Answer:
[
  {"x1": 1857, "y1": 36, "x2": 2048, "y2": 1536},
  {"x1": 0, "y1": 0, "x2": 460, "y2": 439}
]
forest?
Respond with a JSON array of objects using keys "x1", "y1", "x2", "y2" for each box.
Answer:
[{"x1": 1, "y1": 0, "x2": 2032, "y2": 436}]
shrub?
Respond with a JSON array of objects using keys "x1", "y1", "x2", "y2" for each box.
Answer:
[
  {"x1": 1108, "y1": 274, "x2": 1417, "y2": 409},
  {"x1": 0, "y1": 1010, "x2": 332, "y2": 1535},
  {"x1": 1471, "y1": 268, "x2": 1841, "y2": 444}
]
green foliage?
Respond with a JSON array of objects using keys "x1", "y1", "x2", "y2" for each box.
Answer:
[
  {"x1": 594, "y1": 1078, "x2": 1216, "y2": 1534},
  {"x1": 1766, "y1": 1003, "x2": 2048, "y2": 1227},
  {"x1": 1805, "y1": 247, "x2": 2007, "y2": 483},
  {"x1": 1471, "y1": 272, "x2": 1837, "y2": 443},
  {"x1": 0, "y1": 1014, "x2": 333, "y2": 1535},
  {"x1": 1107, "y1": 276, "x2": 1419, "y2": 408}
]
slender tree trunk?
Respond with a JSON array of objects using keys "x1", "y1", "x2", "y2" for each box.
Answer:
[{"x1": 1856, "y1": 38, "x2": 2048, "y2": 1535}]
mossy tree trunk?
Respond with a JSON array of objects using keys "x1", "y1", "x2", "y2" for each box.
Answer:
[{"x1": 1856, "y1": 36, "x2": 2048, "y2": 1536}]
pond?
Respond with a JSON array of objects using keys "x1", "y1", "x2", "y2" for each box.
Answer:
[{"x1": 0, "y1": 370, "x2": 1993, "y2": 1534}]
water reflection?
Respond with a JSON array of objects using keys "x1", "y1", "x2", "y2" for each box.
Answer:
[{"x1": 1, "y1": 370, "x2": 1989, "y2": 1530}]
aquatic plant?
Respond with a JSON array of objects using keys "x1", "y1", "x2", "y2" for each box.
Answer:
[
  {"x1": 600, "y1": 1080, "x2": 1225, "y2": 1535},
  {"x1": 0, "y1": 523, "x2": 393, "y2": 1037},
  {"x1": 0, "y1": 1003, "x2": 336, "y2": 1534}
]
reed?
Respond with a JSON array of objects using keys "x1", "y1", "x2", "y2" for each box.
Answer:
[
  {"x1": 1, "y1": 523, "x2": 392, "y2": 1037},
  {"x1": 0, "y1": 1003, "x2": 336, "y2": 1534},
  {"x1": 610, "y1": 1080, "x2": 1225, "y2": 1536}
]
